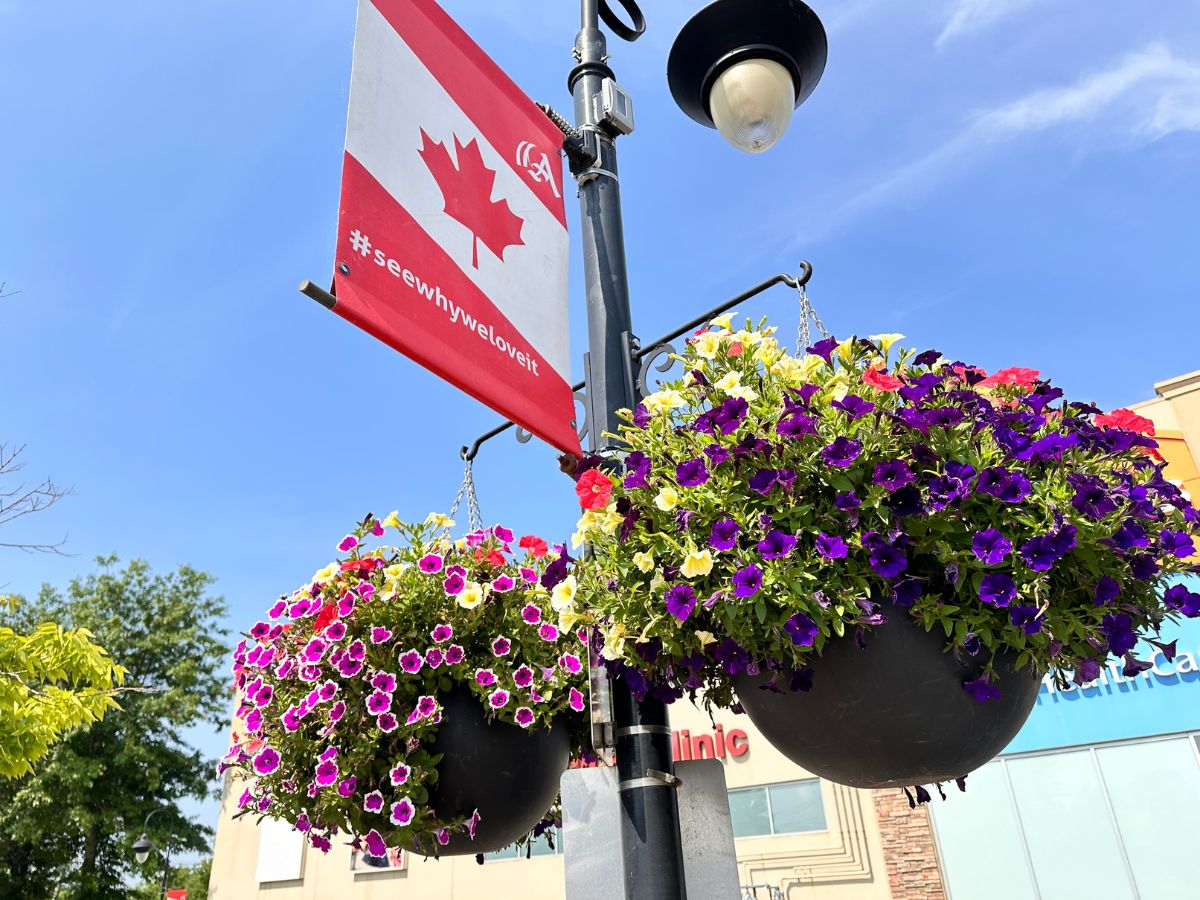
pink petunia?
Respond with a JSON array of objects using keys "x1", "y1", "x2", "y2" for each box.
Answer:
[
  {"x1": 515, "y1": 707, "x2": 535, "y2": 728},
  {"x1": 371, "y1": 627, "x2": 393, "y2": 645},
  {"x1": 538, "y1": 624, "x2": 560, "y2": 642},
  {"x1": 491, "y1": 575, "x2": 515, "y2": 593},
  {"x1": 431, "y1": 624, "x2": 454, "y2": 643},
  {"x1": 419, "y1": 553, "x2": 445, "y2": 574},
  {"x1": 491, "y1": 636, "x2": 512, "y2": 657},
  {"x1": 444, "y1": 644, "x2": 465, "y2": 665},
  {"x1": 521, "y1": 605, "x2": 542, "y2": 625},
  {"x1": 489, "y1": 689, "x2": 510, "y2": 709},
  {"x1": 364, "y1": 791, "x2": 385, "y2": 814},
  {"x1": 338, "y1": 535, "x2": 359, "y2": 552},
  {"x1": 569, "y1": 688, "x2": 585, "y2": 712},
  {"x1": 377, "y1": 713, "x2": 398, "y2": 733},
  {"x1": 399, "y1": 650, "x2": 423, "y2": 674},
  {"x1": 559, "y1": 653, "x2": 583, "y2": 674},
  {"x1": 390, "y1": 763, "x2": 410, "y2": 786},
  {"x1": 390, "y1": 798, "x2": 415, "y2": 826},
  {"x1": 475, "y1": 668, "x2": 497, "y2": 687}
]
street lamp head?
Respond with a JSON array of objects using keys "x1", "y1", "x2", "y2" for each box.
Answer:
[
  {"x1": 133, "y1": 833, "x2": 153, "y2": 865},
  {"x1": 667, "y1": 0, "x2": 827, "y2": 153}
]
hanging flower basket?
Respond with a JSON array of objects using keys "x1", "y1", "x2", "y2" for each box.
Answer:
[
  {"x1": 221, "y1": 513, "x2": 590, "y2": 858},
  {"x1": 576, "y1": 314, "x2": 1200, "y2": 792}
]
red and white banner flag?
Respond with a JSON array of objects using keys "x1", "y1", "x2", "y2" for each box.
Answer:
[{"x1": 331, "y1": 0, "x2": 579, "y2": 456}]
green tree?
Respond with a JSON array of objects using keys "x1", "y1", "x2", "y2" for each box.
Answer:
[
  {"x1": 133, "y1": 855, "x2": 211, "y2": 900},
  {"x1": 0, "y1": 600, "x2": 126, "y2": 778},
  {"x1": 0, "y1": 557, "x2": 229, "y2": 898}
]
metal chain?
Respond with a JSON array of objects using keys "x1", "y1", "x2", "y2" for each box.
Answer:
[
  {"x1": 796, "y1": 283, "x2": 830, "y2": 353},
  {"x1": 445, "y1": 458, "x2": 485, "y2": 533}
]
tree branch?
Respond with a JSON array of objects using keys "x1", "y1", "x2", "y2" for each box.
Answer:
[{"x1": 0, "y1": 444, "x2": 72, "y2": 553}]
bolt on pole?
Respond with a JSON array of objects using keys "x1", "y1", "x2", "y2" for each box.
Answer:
[{"x1": 571, "y1": 2, "x2": 688, "y2": 898}]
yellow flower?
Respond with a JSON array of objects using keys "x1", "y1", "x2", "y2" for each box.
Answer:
[
  {"x1": 869, "y1": 333, "x2": 904, "y2": 354},
  {"x1": 457, "y1": 582, "x2": 484, "y2": 610},
  {"x1": 799, "y1": 354, "x2": 826, "y2": 379},
  {"x1": 733, "y1": 329, "x2": 763, "y2": 347},
  {"x1": 827, "y1": 372, "x2": 849, "y2": 402},
  {"x1": 633, "y1": 550, "x2": 655, "y2": 573},
  {"x1": 601, "y1": 624, "x2": 628, "y2": 661},
  {"x1": 383, "y1": 563, "x2": 408, "y2": 579},
  {"x1": 754, "y1": 336, "x2": 780, "y2": 365},
  {"x1": 680, "y1": 549, "x2": 714, "y2": 579},
  {"x1": 312, "y1": 563, "x2": 338, "y2": 584},
  {"x1": 654, "y1": 487, "x2": 679, "y2": 511},
  {"x1": 559, "y1": 607, "x2": 586, "y2": 634},
  {"x1": 710, "y1": 311, "x2": 737, "y2": 330},
  {"x1": 600, "y1": 507, "x2": 624, "y2": 535},
  {"x1": 715, "y1": 372, "x2": 741, "y2": 393},
  {"x1": 382, "y1": 510, "x2": 402, "y2": 529},
  {"x1": 836, "y1": 337, "x2": 856, "y2": 366},
  {"x1": 695, "y1": 631, "x2": 717, "y2": 648},
  {"x1": 571, "y1": 529, "x2": 587, "y2": 550},
  {"x1": 424, "y1": 512, "x2": 456, "y2": 529},
  {"x1": 551, "y1": 575, "x2": 577, "y2": 612},
  {"x1": 694, "y1": 331, "x2": 725, "y2": 359},
  {"x1": 643, "y1": 389, "x2": 687, "y2": 414}
]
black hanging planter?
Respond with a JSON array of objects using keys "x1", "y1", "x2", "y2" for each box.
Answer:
[
  {"x1": 422, "y1": 686, "x2": 569, "y2": 856},
  {"x1": 733, "y1": 607, "x2": 1042, "y2": 789}
]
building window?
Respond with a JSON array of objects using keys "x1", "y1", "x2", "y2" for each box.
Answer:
[
  {"x1": 481, "y1": 827, "x2": 564, "y2": 861},
  {"x1": 728, "y1": 779, "x2": 825, "y2": 838}
]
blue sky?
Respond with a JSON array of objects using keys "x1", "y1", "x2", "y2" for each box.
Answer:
[{"x1": 2, "y1": 0, "x2": 1199, "y2": 841}]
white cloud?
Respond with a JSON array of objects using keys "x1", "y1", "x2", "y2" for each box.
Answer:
[
  {"x1": 937, "y1": 0, "x2": 1040, "y2": 46},
  {"x1": 804, "y1": 43, "x2": 1200, "y2": 242}
]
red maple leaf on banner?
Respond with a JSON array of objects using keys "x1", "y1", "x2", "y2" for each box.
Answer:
[{"x1": 418, "y1": 129, "x2": 525, "y2": 269}]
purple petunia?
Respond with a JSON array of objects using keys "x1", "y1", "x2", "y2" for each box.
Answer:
[
  {"x1": 807, "y1": 336, "x2": 839, "y2": 363},
  {"x1": 732, "y1": 565, "x2": 763, "y2": 599},
  {"x1": 748, "y1": 469, "x2": 782, "y2": 494},
  {"x1": 1094, "y1": 576, "x2": 1120, "y2": 606},
  {"x1": 835, "y1": 491, "x2": 862, "y2": 511},
  {"x1": 822, "y1": 437, "x2": 863, "y2": 468},
  {"x1": 1068, "y1": 474, "x2": 1118, "y2": 520},
  {"x1": 364, "y1": 791, "x2": 385, "y2": 813},
  {"x1": 963, "y1": 676, "x2": 1000, "y2": 702},
  {"x1": 515, "y1": 707, "x2": 535, "y2": 728},
  {"x1": 867, "y1": 540, "x2": 907, "y2": 578},
  {"x1": 713, "y1": 398, "x2": 749, "y2": 435},
  {"x1": 624, "y1": 451, "x2": 652, "y2": 489},
  {"x1": 979, "y1": 573, "x2": 1016, "y2": 608},
  {"x1": 815, "y1": 532, "x2": 849, "y2": 560},
  {"x1": 1102, "y1": 613, "x2": 1137, "y2": 655},
  {"x1": 783, "y1": 613, "x2": 818, "y2": 647},
  {"x1": 1021, "y1": 525, "x2": 1077, "y2": 572},
  {"x1": 709, "y1": 519, "x2": 741, "y2": 551},
  {"x1": 893, "y1": 579, "x2": 923, "y2": 608},
  {"x1": 1164, "y1": 584, "x2": 1200, "y2": 617},
  {"x1": 831, "y1": 394, "x2": 875, "y2": 420},
  {"x1": 976, "y1": 467, "x2": 1032, "y2": 503},
  {"x1": 676, "y1": 457, "x2": 710, "y2": 487},
  {"x1": 971, "y1": 529, "x2": 1012, "y2": 565},
  {"x1": 1160, "y1": 530, "x2": 1196, "y2": 559},
  {"x1": 777, "y1": 412, "x2": 817, "y2": 439},
  {"x1": 665, "y1": 584, "x2": 698, "y2": 622},
  {"x1": 1009, "y1": 605, "x2": 1044, "y2": 635},
  {"x1": 873, "y1": 459, "x2": 915, "y2": 491},
  {"x1": 757, "y1": 529, "x2": 797, "y2": 560},
  {"x1": 389, "y1": 798, "x2": 415, "y2": 826}
]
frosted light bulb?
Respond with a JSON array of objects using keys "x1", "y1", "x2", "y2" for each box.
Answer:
[{"x1": 708, "y1": 58, "x2": 797, "y2": 154}]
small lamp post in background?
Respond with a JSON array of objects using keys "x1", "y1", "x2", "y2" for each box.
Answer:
[
  {"x1": 568, "y1": 1, "x2": 826, "y2": 897},
  {"x1": 132, "y1": 807, "x2": 172, "y2": 900}
]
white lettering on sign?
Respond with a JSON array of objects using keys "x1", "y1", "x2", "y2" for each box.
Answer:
[{"x1": 1042, "y1": 645, "x2": 1200, "y2": 698}]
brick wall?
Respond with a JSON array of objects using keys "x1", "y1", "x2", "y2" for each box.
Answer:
[{"x1": 871, "y1": 789, "x2": 947, "y2": 900}]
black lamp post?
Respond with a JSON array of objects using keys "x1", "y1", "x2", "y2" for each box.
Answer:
[
  {"x1": 566, "y1": 1, "x2": 825, "y2": 898},
  {"x1": 132, "y1": 808, "x2": 171, "y2": 900}
]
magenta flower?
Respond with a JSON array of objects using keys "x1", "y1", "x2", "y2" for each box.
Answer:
[
  {"x1": 324, "y1": 621, "x2": 346, "y2": 641},
  {"x1": 253, "y1": 748, "x2": 280, "y2": 775},
  {"x1": 298, "y1": 665, "x2": 321, "y2": 683},
  {"x1": 337, "y1": 593, "x2": 356, "y2": 617},
  {"x1": 431, "y1": 624, "x2": 453, "y2": 643},
  {"x1": 493, "y1": 636, "x2": 514, "y2": 657},
  {"x1": 282, "y1": 708, "x2": 301, "y2": 732},
  {"x1": 559, "y1": 653, "x2": 583, "y2": 674},
  {"x1": 522, "y1": 604, "x2": 543, "y2": 624},
  {"x1": 444, "y1": 644, "x2": 465, "y2": 665},
  {"x1": 371, "y1": 627, "x2": 393, "y2": 645},
  {"x1": 377, "y1": 713, "x2": 398, "y2": 733},
  {"x1": 419, "y1": 553, "x2": 445, "y2": 574},
  {"x1": 267, "y1": 600, "x2": 287, "y2": 620},
  {"x1": 467, "y1": 809, "x2": 482, "y2": 838},
  {"x1": 355, "y1": 581, "x2": 376, "y2": 601},
  {"x1": 514, "y1": 665, "x2": 535, "y2": 687},
  {"x1": 317, "y1": 681, "x2": 338, "y2": 702},
  {"x1": 329, "y1": 701, "x2": 346, "y2": 722},
  {"x1": 390, "y1": 798, "x2": 415, "y2": 826},
  {"x1": 315, "y1": 760, "x2": 339, "y2": 787},
  {"x1": 416, "y1": 695, "x2": 438, "y2": 718},
  {"x1": 443, "y1": 572, "x2": 466, "y2": 595},
  {"x1": 337, "y1": 657, "x2": 363, "y2": 679},
  {"x1": 436, "y1": 828, "x2": 450, "y2": 846},
  {"x1": 302, "y1": 638, "x2": 328, "y2": 664},
  {"x1": 390, "y1": 763, "x2": 411, "y2": 786},
  {"x1": 569, "y1": 688, "x2": 585, "y2": 712},
  {"x1": 515, "y1": 707, "x2": 535, "y2": 728},
  {"x1": 250, "y1": 622, "x2": 270, "y2": 640},
  {"x1": 425, "y1": 647, "x2": 445, "y2": 668},
  {"x1": 366, "y1": 691, "x2": 392, "y2": 715},
  {"x1": 475, "y1": 668, "x2": 497, "y2": 687},
  {"x1": 364, "y1": 791, "x2": 385, "y2": 813},
  {"x1": 337, "y1": 777, "x2": 357, "y2": 798},
  {"x1": 245, "y1": 709, "x2": 263, "y2": 733},
  {"x1": 347, "y1": 640, "x2": 366, "y2": 662},
  {"x1": 494, "y1": 525, "x2": 515, "y2": 544},
  {"x1": 399, "y1": 650, "x2": 423, "y2": 674},
  {"x1": 338, "y1": 535, "x2": 359, "y2": 552},
  {"x1": 370, "y1": 672, "x2": 396, "y2": 693},
  {"x1": 520, "y1": 566, "x2": 538, "y2": 583},
  {"x1": 538, "y1": 624, "x2": 560, "y2": 642},
  {"x1": 254, "y1": 685, "x2": 274, "y2": 708},
  {"x1": 492, "y1": 575, "x2": 515, "y2": 593},
  {"x1": 365, "y1": 830, "x2": 387, "y2": 856},
  {"x1": 489, "y1": 689, "x2": 510, "y2": 708}
]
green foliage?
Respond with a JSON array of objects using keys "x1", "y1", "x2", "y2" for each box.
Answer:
[
  {"x1": 577, "y1": 319, "x2": 1200, "y2": 709},
  {"x1": 0, "y1": 557, "x2": 229, "y2": 899},
  {"x1": 0, "y1": 601, "x2": 126, "y2": 778},
  {"x1": 133, "y1": 856, "x2": 211, "y2": 900}
]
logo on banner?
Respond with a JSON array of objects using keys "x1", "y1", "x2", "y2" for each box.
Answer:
[
  {"x1": 516, "y1": 141, "x2": 562, "y2": 199},
  {"x1": 419, "y1": 129, "x2": 526, "y2": 269}
]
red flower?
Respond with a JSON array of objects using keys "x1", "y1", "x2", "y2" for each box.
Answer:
[
  {"x1": 342, "y1": 558, "x2": 383, "y2": 573},
  {"x1": 977, "y1": 366, "x2": 1040, "y2": 391},
  {"x1": 312, "y1": 602, "x2": 339, "y2": 634},
  {"x1": 474, "y1": 548, "x2": 508, "y2": 567},
  {"x1": 727, "y1": 342, "x2": 744, "y2": 357},
  {"x1": 862, "y1": 368, "x2": 904, "y2": 392},
  {"x1": 519, "y1": 535, "x2": 549, "y2": 558},
  {"x1": 1094, "y1": 408, "x2": 1156, "y2": 436},
  {"x1": 575, "y1": 469, "x2": 614, "y2": 510}
]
